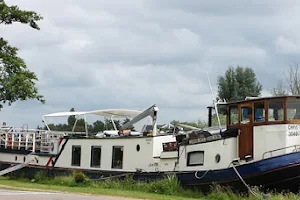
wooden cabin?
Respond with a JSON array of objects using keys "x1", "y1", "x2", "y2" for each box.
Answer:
[{"x1": 226, "y1": 96, "x2": 300, "y2": 160}]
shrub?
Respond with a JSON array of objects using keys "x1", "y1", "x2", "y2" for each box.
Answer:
[{"x1": 73, "y1": 171, "x2": 88, "y2": 184}]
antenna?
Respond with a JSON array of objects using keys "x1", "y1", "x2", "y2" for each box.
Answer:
[{"x1": 206, "y1": 72, "x2": 222, "y2": 130}]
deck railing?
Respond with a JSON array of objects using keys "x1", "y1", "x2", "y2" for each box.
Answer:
[
  {"x1": 262, "y1": 145, "x2": 300, "y2": 159},
  {"x1": 0, "y1": 128, "x2": 65, "y2": 154}
]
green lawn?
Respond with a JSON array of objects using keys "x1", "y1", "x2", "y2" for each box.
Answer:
[
  {"x1": 0, "y1": 174, "x2": 299, "y2": 200},
  {"x1": 0, "y1": 177, "x2": 201, "y2": 200}
]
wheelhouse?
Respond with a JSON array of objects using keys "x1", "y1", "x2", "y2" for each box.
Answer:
[{"x1": 226, "y1": 96, "x2": 300, "y2": 161}]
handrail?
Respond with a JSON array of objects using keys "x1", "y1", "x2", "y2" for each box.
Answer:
[
  {"x1": 262, "y1": 145, "x2": 300, "y2": 159},
  {"x1": 0, "y1": 130, "x2": 64, "y2": 153}
]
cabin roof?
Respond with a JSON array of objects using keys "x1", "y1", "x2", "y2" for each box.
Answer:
[
  {"x1": 225, "y1": 95, "x2": 300, "y2": 105},
  {"x1": 43, "y1": 109, "x2": 142, "y2": 118}
]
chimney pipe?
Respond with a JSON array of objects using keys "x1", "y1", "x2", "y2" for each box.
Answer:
[{"x1": 207, "y1": 106, "x2": 213, "y2": 127}]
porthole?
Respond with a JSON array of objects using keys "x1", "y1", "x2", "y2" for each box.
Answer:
[
  {"x1": 136, "y1": 144, "x2": 140, "y2": 152},
  {"x1": 215, "y1": 154, "x2": 221, "y2": 163},
  {"x1": 15, "y1": 156, "x2": 17, "y2": 161}
]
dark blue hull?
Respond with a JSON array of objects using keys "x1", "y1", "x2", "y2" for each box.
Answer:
[
  {"x1": 176, "y1": 151, "x2": 300, "y2": 192},
  {"x1": 1, "y1": 152, "x2": 300, "y2": 192}
]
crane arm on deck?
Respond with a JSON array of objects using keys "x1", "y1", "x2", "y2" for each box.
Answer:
[{"x1": 120, "y1": 104, "x2": 158, "y2": 136}]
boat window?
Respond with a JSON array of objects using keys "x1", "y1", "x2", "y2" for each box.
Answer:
[
  {"x1": 71, "y1": 145, "x2": 81, "y2": 166},
  {"x1": 187, "y1": 151, "x2": 204, "y2": 166},
  {"x1": 112, "y1": 146, "x2": 123, "y2": 169},
  {"x1": 240, "y1": 106, "x2": 252, "y2": 124},
  {"x1": 90, "y1": 146, "x2": 101, "y2": 168},
  {"x1": 287, "y1": 99, "x2": 300, "y2": 120},
  {"x1": 268, "y1": 100, "x2": 284, "y2": 121},
  {"x1": 229, "y1": 106, "x2": 238, "y2": 125},
  {"x1": 254, "y1": 102, "x2": 265, "y2": 122}
]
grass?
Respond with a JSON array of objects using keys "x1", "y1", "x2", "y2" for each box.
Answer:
[{"x1": 0, "y1": 171, "x2": 299, "y2": 200}]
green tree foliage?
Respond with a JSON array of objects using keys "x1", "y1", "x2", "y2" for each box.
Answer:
[
  {"x1": 170, "y1": 120, "x2": 206, "y2": 131},
  {"x1": 122, "y1": 118, "x2": 135, "y2": 131},
  {"x1": 46, "y1": 123, "x2": 69, "y2": 131},
  {"x1": 104, "y1": 118, "x2": 120, "y2": 130},
  {"x1": 211, "y1": 114, "x2": 226, "y2": 126},
  {"x1": 67, "y1": 108, "x2": 76, "y2": 127},
  {"x1": 0, "y1": 0, "x2": 45, "y2": 108},
  {"x1": 217, "y1": 66, "x2": 262, "y2": 102},
  {"x1": 89, "y1": 120, "x2": 105, "y2": 133},
  {"x1": 66, "y1": 108, "x2": 86, "y2": 132}
]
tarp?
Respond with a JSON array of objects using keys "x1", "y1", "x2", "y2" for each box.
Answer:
[{"x1": 43, "y1": 109, "x2": 142, "y2": 118}]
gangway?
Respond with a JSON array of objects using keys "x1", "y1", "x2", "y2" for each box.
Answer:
[{"x1": 0, "y1": 152, "x2": 36, "y2": 176}]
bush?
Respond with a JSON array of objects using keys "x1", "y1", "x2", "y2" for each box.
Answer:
[{"x1": 73, "y1": 171, "x2": 88, "y2": 184}]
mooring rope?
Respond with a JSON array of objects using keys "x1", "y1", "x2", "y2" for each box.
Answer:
[
  {"x1": 194, "y1": 170, "x2": 210, "y2": 180},
  {"x1": 230, "y1": 161, "x2": 267, "y2": 199}
]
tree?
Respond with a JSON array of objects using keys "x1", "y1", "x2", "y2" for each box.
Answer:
[
  {"x1": 104, "y1": 118, "x2": 120, "y2": 130},
  {"x1": 0, "y1": 0, "x2": 44, "y2": 109},
  {"x1": 122, "y1": 118, "x2": 135, "y2": 131},
  {"x1": 217, "y1": 66, "x2": 262, "y2": 102},
  {"x1": 271, "y1": 64, "x2": 300, "y2": 96},
  {"x1": 270, "y1": 80, "x2": 288, "y2": 96},
  {"x1": 170, "y1": 120, "x2": 206, "y2": 131},
  {"x1": 67, "y1": 108, "x2": 76, "y2": 127},
  {"x1": 91, "y1": 120, "x2": 105, "y2": 133},
  {"x1": 211, "y1": 114, "x2": 226, "y2": 127},
  {"x1": 286, "y1": 64, "x2": 300, "y2": 95}
]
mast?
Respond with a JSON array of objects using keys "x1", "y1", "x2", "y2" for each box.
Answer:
[{"x1": 206, "y1": 72, "x2": 222, "y2": 130}]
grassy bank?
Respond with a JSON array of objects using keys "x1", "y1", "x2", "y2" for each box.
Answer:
[{"x1": 0, "y1": 171, "x2": 299, "y2": 200}]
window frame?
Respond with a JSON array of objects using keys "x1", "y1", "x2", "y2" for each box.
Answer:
[
  {"x1": 267, "y1": 99, "x2": 285, "y2": 123},
  {"x1": 71, "y1": 145, "x2": 81, "y2": 167},
  {"x1": 286, "y1": 97, "x2": 300, "y2": 123},
  {"x1": 253, "y1": 101, "x2": 266, "y2": 124},
  {"x1": 228, "y1": 105, "x2": 239, "y2": 127},
  {"x1": 90, "y1": 146, "x2": 102, "y2": 168},
  {"x1": 240, "y1": 105, "x2": 252, "y2": 125},
  {"x1": 111, "y1": 146, "x2": 124, "y2": 169},
  {"x1": 187, "y1": 151, "x2": 204, "y2": 166}
]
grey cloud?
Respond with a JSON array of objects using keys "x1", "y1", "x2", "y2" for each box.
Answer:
[
  {"x1": 1, "y1": 0, "x2": 300, "y2": 128},
  {"x1": 149, "y1": 0, "x2": 296, "y2": 16}
]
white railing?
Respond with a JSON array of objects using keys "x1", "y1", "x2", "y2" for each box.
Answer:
[
  {"x1": 262, "y1": 145, "x2": 300, "y2": 159},
  {"x1": 0, "y1": 128, "x2": 65, "y2": 154},
  {"x1": 40, "y1": 131, "x2": 65, "y2": 153},
  {"x1": 0, "y1": 132, "x2": 37, "y2": 151}
]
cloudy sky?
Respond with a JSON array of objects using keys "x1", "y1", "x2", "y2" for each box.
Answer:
[{"x1": 0, "y1": 0, "x2": 298, "y2": 128}]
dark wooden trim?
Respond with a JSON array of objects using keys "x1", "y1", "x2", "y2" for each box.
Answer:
[
  {"x1": 226, "y1": 96, "x2": 300, "y2": 106},
  {"x1": 253, "y1": 100, "x2": 266, "y2": 124},
  {"x1": 265, "y1": 99, "x2": 269, "y2": 124},
  {"x1": 286, "y1": 120, "x2": 300, "y2": 124},
  {"x1": 284, "y1": 98, "x2": 287, "y2": 123},
  {"x1": 226, "y1": 97, "x2": 300, "y2": 128}
]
